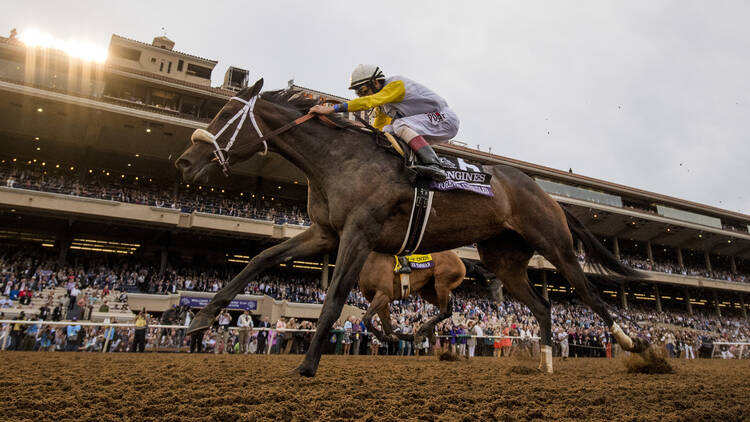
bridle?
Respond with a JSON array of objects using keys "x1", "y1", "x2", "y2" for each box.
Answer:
[{"x1": 190, "y1": 93, "x2": 330, "y2": 176}]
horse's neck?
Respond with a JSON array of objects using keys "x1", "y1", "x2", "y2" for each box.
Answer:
[{"x1": 272, "y1": 121, "x2": 387, "y2": 189}]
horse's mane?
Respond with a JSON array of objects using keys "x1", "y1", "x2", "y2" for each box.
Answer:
[{"x1": 260, "y1": 89, "x2": 363, "y2": 131}]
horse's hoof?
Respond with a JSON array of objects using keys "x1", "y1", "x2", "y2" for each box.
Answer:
[
  {"x1": 296, "y1": 365, "x2": 316, "y2": 378},
  {"x1": 186, "y1": 314, "x2": 213, "y2": 335}
]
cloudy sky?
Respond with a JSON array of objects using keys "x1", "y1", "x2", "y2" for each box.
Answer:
[{"x1": 2, "y1": 1, "x2": 748, "y2": 214}]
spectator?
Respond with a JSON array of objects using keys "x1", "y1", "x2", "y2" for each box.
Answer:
[
  {"x1": 66, "y1": 318, "x2": 81, "y2": 352},
  {"x1": 132, "y1": 311, "x2": 147, "y2": 352},
  {"x1": 256, "y1": 316, "x2": 270, "y2": 354},
  {"x1": 215, "y1": 309, "x2": 232, "y2": 354},
  {"x1": 237, "y1": 310, "x2": 253, "y2": 354}
]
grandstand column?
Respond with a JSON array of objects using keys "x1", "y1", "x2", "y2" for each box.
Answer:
[
  {"x1": 684, "y1": 288, "x2": 693, "y2": 315},
  {"x1": 541, "y1": 271, "x2": 549, "y2": 301},
  {"x1": 676, "y1": 248, "x2": 685, "y2": 271},
  {"x1": 653, "y1": 285, "x2": 662, "y2": 313},
  {"x1": 613, "y1": 237, "x2": 620, "y2": 260},
  {"x1": 57, "y1": 221, "x2": 74, "y2": 266},
  {"x1": 159, "y1": 232, "x2": 171, "y2": 275},
  {"x1": 730, "y1": 255, "x2": 737, "y2": 274},
  {"x1": 619, "y1": 284, "x2": 628, "y2": 310},
  {"x1": 497, "y1": 281, "x2": 504, "y2": 302},
  {"x1": 740, "y1": 295, "x2": 748, "y2": 320},
  {"x1": 704, "y1": 251, "x2": 713, "y2": 272},
  {"x1": 173, "y1": 179, "x2": 180, "y2": 198},
  {"x1": 160, "y1": 248, "x2": 168, "y2": 275},
  {"x1": 320, "y1": 254, "x2": 329, "y2": 289},
  {"x1": 646, "y1": 241, "x2": 654, "y2": 263},
  {"x1": 712, "y1": 290, "x2": 721, "y2": 318}
]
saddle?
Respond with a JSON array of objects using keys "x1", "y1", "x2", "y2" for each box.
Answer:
[{"x1": 354, "y1": 115, "x2": 494, "y2": 255}]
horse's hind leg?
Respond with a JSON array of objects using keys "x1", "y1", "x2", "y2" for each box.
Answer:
[
  {"x1": 477, "y1": 232, "x2": 554, "y2": 373},
  {"x1": 417, "y1": 257, "x2": 465, "y2": 345},
  {"x1": 524, "y1": 213, "x2": 648, "y2": 353}
]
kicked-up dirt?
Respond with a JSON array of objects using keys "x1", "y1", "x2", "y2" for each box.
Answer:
[{"x1": 0, "y1": 352, "x2": 747, "y2": 422}]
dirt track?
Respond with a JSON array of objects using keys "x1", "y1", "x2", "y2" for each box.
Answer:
[{"x1": 0, "y1": 352, "x2": 747, "y2": 422}]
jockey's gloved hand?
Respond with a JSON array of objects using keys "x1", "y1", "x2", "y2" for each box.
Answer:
[{"x1": 309, "y1": 104, "x2": 335, "y2": 115}]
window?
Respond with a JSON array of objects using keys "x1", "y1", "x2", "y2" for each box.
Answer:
[
  {"x1": 177, "y1": 59, "x2": 184, "y2": 72},
  {"x1": 111, "y1": 45, "x2": 141, "y2": 61},
  {"x1": 167, "y1": 62, "x2": 172, "y2": 73},
  {"x1": 186, "y1": 63, "x2": 212, "y2": 79},
  {"x1": 150, "y1": 57, "x2": 156, "y2": 63},
  {"x1": 159, "y1": 62, "x2": 164, "y2": 72}
]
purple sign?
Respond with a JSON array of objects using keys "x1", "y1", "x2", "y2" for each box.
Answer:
[
  {"x1": 409, "y1": 261, "x2": 434, "y2": 270},
  {"x1": 179, "y1": 296, "x2": 257, "y2": 311}
]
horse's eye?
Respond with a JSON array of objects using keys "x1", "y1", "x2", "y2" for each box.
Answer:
[{"x1": 220, "y1": 112, "x2": 232, "y2": 120}]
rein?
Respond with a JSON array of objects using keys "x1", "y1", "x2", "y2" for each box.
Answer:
[{"x1": 191, "y1": 94, "x2": 337, "y2": 176}]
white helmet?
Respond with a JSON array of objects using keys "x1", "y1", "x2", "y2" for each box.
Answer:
[{"x1": 348, "y1": 64, "x2": 385, "y2": 90}]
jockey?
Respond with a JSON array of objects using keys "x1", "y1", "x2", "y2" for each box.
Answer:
[{"x1": 310, "y1": 64, "x2": 459, "y2": 182}]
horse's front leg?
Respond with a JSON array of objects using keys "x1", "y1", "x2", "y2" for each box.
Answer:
[
  {"x1": 297, "y1": 220, "x2": 380, "y2": 377},
  {"x1": 187, "y1": 225, "x2": 337, "y2": 335},
  {"x1": 363, "y1": 291, "x2": 392, "y2": 342}
]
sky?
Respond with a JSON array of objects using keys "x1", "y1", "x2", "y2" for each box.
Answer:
[{"x1": 2, "y1": 1, "x2": 748, "y2": 215}]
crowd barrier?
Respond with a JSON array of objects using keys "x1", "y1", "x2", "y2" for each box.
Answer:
[
  {"x1": 1, "y1": 320, "x2": 746, "y2": 359},
  {"x1": 710, "y1": 341, "x2": 749, "y2": 359}
]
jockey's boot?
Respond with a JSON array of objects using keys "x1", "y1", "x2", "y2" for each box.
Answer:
[
  {"x1": 395, "y1": 255, "x2": 412, "y2": 274},
  {"x1": 409, "y1": 139, "x2": 447, "y2": 182}
]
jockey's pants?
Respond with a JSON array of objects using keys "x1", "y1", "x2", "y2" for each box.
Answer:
[{"x1": 384, "y1": 107, "x2": 459, "y2": 145}]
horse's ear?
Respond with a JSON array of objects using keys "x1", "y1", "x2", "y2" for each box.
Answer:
[
  {"x1": 250, "y1": 78, "x2": 263, "y2": 98},
  {"x1": 239, "y1": 78, "x2": 264, "y2": 99}
]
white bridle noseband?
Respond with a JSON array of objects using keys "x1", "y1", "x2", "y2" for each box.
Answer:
[{"x1": 190, "y1": 95, "x2": 268, "y2": 176}]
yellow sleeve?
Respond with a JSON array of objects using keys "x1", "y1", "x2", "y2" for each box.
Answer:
[
  {"x1": 346, "y1": 80, "x2": 406, "y2": 112},
  {"x1": 372, "y1": 108, "x2": 391, "y2": 130}
]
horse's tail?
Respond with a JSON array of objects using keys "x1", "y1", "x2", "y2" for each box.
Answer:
[{"x1": 562, "y1": 207, "x2": 640, "y2": 278}]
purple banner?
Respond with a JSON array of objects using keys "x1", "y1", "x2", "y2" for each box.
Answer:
[
  {"x1": 429, "y1": 179, "x2": 494, "y2": 197},
  {"x1": 179, "y1": 296, "x2": 257, "y2": 311}
]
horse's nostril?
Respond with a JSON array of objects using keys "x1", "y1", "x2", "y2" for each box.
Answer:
[{"x1": 175, "y1": 158, "x2": 191, "y2": 170}]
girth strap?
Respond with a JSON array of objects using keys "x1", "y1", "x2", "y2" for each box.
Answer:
[{"x1": 396, "y1": 186, "x2": 434, "y2": 255}]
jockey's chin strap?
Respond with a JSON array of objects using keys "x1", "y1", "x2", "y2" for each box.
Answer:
[{"x1": 191, "y1": 94, "x2": 335, "y2": 176}]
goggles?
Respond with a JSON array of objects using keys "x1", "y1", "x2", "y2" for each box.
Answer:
[{"x1": 354, "y1": 84, "x2": 371, "y2": 97}]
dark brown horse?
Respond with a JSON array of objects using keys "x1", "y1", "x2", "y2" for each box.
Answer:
[
  {"x1": 358, "y1": 251, "x2": 465, "y2": 346},
  {"x1": 175, "y1": 79, "x2": 649, "y2": 376}
]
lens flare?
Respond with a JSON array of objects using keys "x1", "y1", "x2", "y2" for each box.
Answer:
[{"x1": 18, "y1": 29, "x2": 108, "y2": 63}]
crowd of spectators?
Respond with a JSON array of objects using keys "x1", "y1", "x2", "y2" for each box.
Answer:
[
  {"x1": 618, "y1": 253, "x2": 748, "y2": 284},
  {"x1": 1, "y1": 160, "x2": 311, "y2": 226}
]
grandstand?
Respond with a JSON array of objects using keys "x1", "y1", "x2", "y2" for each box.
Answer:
[{"x1": 1, "y1": 28, "x2": 749, "y2": 339}]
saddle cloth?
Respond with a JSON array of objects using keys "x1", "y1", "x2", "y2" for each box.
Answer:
[{"x1": 393, "y1": 254, "x2": 434, "y2": 272}]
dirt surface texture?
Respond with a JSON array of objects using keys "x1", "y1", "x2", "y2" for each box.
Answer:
[{"x1": 1, "y1": 352, "x2": 748, "y2": 422}]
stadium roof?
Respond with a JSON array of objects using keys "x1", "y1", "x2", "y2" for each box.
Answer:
[{"x1": 111, "y1": 34, "x2": 218, "y2": 64}]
